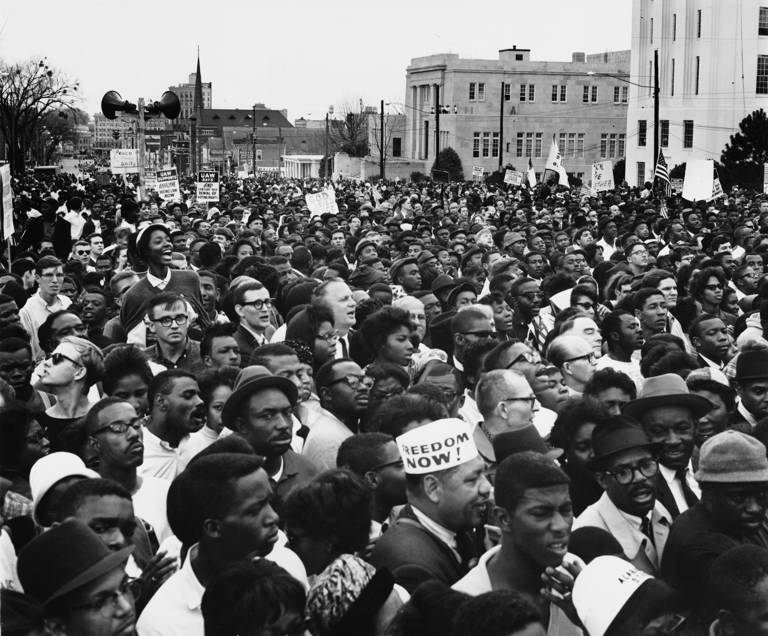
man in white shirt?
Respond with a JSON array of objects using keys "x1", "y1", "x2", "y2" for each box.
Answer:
[
  {"x1": 595, "y1": 310, "x2": 644, "y2": 391},
  {"x1": 311, "y1": 278, "x2": 357, "y2": 359},
  {"x1": 624, "y1": 373, "x2": 711, "y2": 519},
  {"x1": 19, "y1": 256, "x2": 72, "y2": 361},
  {"x1": 139, "y1": 369, "x2": 207, "y2": 481}
]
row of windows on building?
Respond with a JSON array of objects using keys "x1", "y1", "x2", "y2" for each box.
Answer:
[
  {"x1": 649, "y1": 9, "x2": 702, "y2": 43},
  {"x1": 470, "y1": 82, "x2": 629, "y2": 103},
  {"x1": 471, "y1": 130, "x2": 625, "y2": 159},
  {"x1": 637, "y1": 120, "x2": 694, "y2": 148}
]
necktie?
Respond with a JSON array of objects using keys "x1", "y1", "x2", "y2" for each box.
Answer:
[
  {"x1": 340, "y1": 336, "x2": 349, "y2": 358},
  {"x1": 640, "y1": 516, "x2": 655, "y2": 550},
  {"x1": 675, "y1": 468, "x2": 699, "y2": 507},
  {"x1": 455, "y1": 532, "x2": 477, "y2": 570}
]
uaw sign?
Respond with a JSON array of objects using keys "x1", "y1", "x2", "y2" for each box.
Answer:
[
  {"x1": 155, "y1": 168, "x2": 181, "y2": 202},
  {"x1": 196, "y1": 171, "x2": 220, "y2": 203},
  {"x1": 396, "y1": 419, "x2": 478, "y2": 475}
]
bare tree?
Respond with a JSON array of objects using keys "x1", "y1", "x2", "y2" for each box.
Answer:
[
  {"x1": 0, "y1": 58, "x2": 80, "y2": 174},
  {"x1": 329, "y1": 102, "x2": 369, "y2": 157},
  {"x1": 38, "y1": 107, "x2": 89, "y2": 164},
  {"x1": 370, "y1": 107, "x2": 404, "y2": 162}
]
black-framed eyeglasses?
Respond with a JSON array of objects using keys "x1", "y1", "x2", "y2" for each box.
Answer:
[
  {"x1": 565, "y1": 352, "x2": 596, "y2": 364},
  {"x1": 76, "y1": 250, "x2": 89, "y2": 256},
  {"x1": 500, "y1": 396, "x2": 536, "y2": 409},
  {"x1": 151, "y1": 314, "x2": 188, "y2": 328},
  {"x1": 49, "y1": 352, "x2": 81, "y2": 366},
  {"x1": 241, "y1": 298, "x2": 273, "y2": 310},
  {"x1": 368, "y1": 458, "x2": 404, "y2": 472},
  {"x1": 370, "y1": 386, "x2": 405, "y2": 401},
  {"x1": 68, "y1": 576, "x2": 139, "y2": 618},
  {"x1": 92, "y1": 418, "x2": 143, "y2": 436},
  {"x1": 330, "y1": 374, "x2": 374, "y2": 390},
  {"x1": 603, "y1": 457, "x2": 659, "y2": 485},
  {"x1": 460, "y1": 330, "x2": 498, "y2": 339}
]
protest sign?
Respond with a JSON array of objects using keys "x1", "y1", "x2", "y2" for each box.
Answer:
[
  {"x1": 155, "y1": 168, "x2": 181, "y2": 202},
  {"x1": 143, "y1": 173, "x2": 157, "y2": 192},
  {"x1": 0, "y1": 165, "x2": 13, "y2": 241},
  {"x1": 682, "y1": 159, "x2": 714, "y2": 202},
  {"x1": 671, "y1": 178, "x2": 684, "y2": 193},
  {"x1": 591, "y1": 160, "x2": 615, "y2": 192},
  {"x1": 396, "y1": 419, "x2": 478, "y2": 474},
  {"x1": 196, "y1": 170, "x2": 220, "y2": 203},
  {"x1": 504, "y1": 169, "x2": 523, "y2": 186},
  {"x1": 764, "y1": 164, "x2": 768, "y2": 195},
  {"x1": 472, "y1": 166, "x2": 484, "y2": 180},
  {"x1": 305, "y1": 188, "x2": 340, "y2": 217},
  {"x1": 110, "y1": 149, "x2": 139, "y2": 174}
]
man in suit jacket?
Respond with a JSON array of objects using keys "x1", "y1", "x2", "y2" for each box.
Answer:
[
  {"x1": 370, "y1": 419, "x2": 491, "y2": 593},
  {"x1": 574, "y1": 416, "x2": 672, "y2": 575},
  {"x1": 624, "y1": 373, "x2": 712, "y2": 519},
  {"x1": 689, "y1": 314, "x2": 730, "y2": 372}
]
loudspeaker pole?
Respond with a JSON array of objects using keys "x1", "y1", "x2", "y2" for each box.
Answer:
[{"x1": 137, "y1": 98, "x2": 146, "y2": 200}]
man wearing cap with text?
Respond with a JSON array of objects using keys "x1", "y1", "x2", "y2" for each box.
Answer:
[
  {"x1": 370, "y1": 418, "x2": 491, "y2": 593},
  {"x1": 662, "y1": 430, "x2": 768, "y2": 611},
  {"x1": 574, "y1": 416, "x2": 672, "y2": 576},
  {"x1": 623, "y1": 373, "x2": 711, "y2": 519}
]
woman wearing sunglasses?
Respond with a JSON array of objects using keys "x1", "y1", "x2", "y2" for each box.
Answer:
[{"x1": 35, "y1": 336, "x2": 105, "y2": 452}]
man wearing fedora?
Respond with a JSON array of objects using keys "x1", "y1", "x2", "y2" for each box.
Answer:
[
  {"x1": 574, "y1": 416, "x2": 673, "y2": 576},
  {"x1": 17, "y1": 519, "x2": 136, "y2": 636},
  {"x1": 731, "y1": 347, "x2": 768, "y2": 429},
  {"x1": 623, "y1": 373, "x2": 711, "y2": 519},
  {"x1": 661, "y1": 430, "x2": 768, "y2": 610},
  {"x1": 221, "y1": 365, "x2": 318, "y2": 511}
]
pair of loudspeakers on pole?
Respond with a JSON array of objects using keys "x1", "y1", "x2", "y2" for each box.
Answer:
[{"x1": 101, "y1": 91, "x2": 181, "y2": 120}]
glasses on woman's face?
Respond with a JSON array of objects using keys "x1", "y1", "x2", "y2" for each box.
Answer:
[
  {"x1": 49, "y1": 352, "x2": 80, "y2": 367},
  {"x1": 705, "y1": 283, "x2": 724, "y2": 291}
]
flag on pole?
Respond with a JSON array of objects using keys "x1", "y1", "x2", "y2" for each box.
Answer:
[
  {"x1": 544, "y1": 135, "x2": 569, "y2": 186},
  {"x1": 526, "y1": 158, "x2": 536, "y2": 188},
  {"x1": 653, "y1": 149, "x2": 671, "y2": 197}
]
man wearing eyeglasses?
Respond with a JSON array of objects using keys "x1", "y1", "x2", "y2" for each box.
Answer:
[
  {"x1": 450, "y1": 306, "x2": 497, "y2": 373},
  {"x1": 574, "y1": 416, "x2": 672, "y2": 576},
  {"x1": 508, "y1": 278, "x2": 553, "y2": 353},
  {"x1": 19, "y1": 255, "x2": 72, "y2": 361},
  {"x1": 626, "y1": 242, "x2": 650, "y2": 277},
  {"x1": 303, "y1": 359, "x2": 372, "y2": 470},
  {"x1": 547, "y1": 335, "x2": 597, "y2": 397},
  {"x1": 144, "y1": 292, "x2": 204, "y2": 375},
  {"x1": 233, "y1": 281, "x2": 273, "y2": 366}
]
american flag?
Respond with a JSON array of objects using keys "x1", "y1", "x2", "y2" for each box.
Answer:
[{"x1": 654, "y1": 149, "x2": 671, "y2": 197}]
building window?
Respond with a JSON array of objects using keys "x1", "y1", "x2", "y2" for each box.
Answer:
[
  {"x1": 392, "y1": 138, "x2": 401, "y2": 157},
  {"x1": 473, "y1": 132, "x2": 480, "y2": 157},
  {"x1": 684, "y1": 120, "x2": 694, "y2": 148},
  {"x1": 614, "y1": 86, "x2": 620, "y2": 103},
  {"x1": 516, "y1": 53, "x2": 523, "y2": 61},
  {"x1": 469, "y1": 83, "x2": 476, "y2": 101},
  {"x1": 552, "y1": 85, "x2": 558, "y2": 102},
  {"x1": 535, "y1": 132, "x2": 543, "y2": 157},
  {"x1": 567, "y1": 132, "x2": 576, "y2": 157},
  {"x1": 622, "y1": 86, "x2": 628, "y2": 102},
  {"x1": 638, "y1": 120, "x2": 647, "y2": 146},
  {"x1": 492, "y1": 132, "x2": 500, "y2": 157},
  {"x1": 671, "y1": 58, "x2": 675, "y2": 96},
  {"x1": 528, "y1": 85, "x2": 535, "y2": 101},
  {"x1": 591, "y1": 86, "x2": 598, "y2": 102},
  {"x1": 761, "y1": 7, "x2": 768, "y2": 35},
  {"x1": 600, "y1": 133, "x2": 608, "y2": 158},
  {"x1": 673, "y1": 13, "x2": 677, "y2": 41},
  {"x1": 559, "y1": 133, "x2": 566, "y2": 154},
  {"x1": 637, "y1": 161, "x2": 645, "y2": 186},
  {"x1": 758, "y1": 55, "x2": 768, "y2": 93},
  {"x1": 695, "y1": 56, "x2": 700, "y2": 95},
  {"x1": 618, "y1": 134, "x2": 625, "y2": 157},
  {"x1": 552, "y1": 85, "x2": 566, "y2": 102},
  {"x1": 583, "y1": 86, "x2": 590, "y2": 103},
  {"x1": 651, "y1": 17, "x2": 654, "y2": 43},
  {"x1": 697, "y1": 10, "x2": 702, "y2": 37},
  {"x1": 609, "y1": 133, "x2": 617, "y2": 157},
  {"x1": 525, "y1": 132, "x2": 533, "y2": 157},
  {"x1": 504, "y1": 83, "x2": 511, "y2": 101},
  {"x1": 516, "y1": 132, "x2": 524, "y2": 157},
  {"x1": 577, "y1": 133, "x2": 585, "y2": 157},
  {"x1": 482, "y1": 132, "x2": 490, "y2": 157},
  {"x1": 660, "y1": 120, "x2": 669, "y2": 147},
  {"x1": 478, "y1": 83, "x2": 486, "y2": 101},
  {"x1": 561, "y1": 85, "x2": 567, "y2": 101}
]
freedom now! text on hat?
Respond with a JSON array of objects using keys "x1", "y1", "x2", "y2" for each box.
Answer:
[{"x1": 396, "y1": 419, "x2": 478, "y2": 474}]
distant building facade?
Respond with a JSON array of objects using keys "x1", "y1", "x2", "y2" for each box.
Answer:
[
  {"x1": 626, "y1": 0, "x2": 768, "y2": 186},
  {"x1": 169, "y1": 72, "x2": 212, "y2": 122},
  {"x1": 405, "y1": 47, "x2": 630, "y2": 180}
]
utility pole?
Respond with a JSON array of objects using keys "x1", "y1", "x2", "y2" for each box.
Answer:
[
  {"x1": 252, "y1": 104, "x2": 256, "y2": 177},
  {"x1": 499, "y1": 81, "x2": 505, "y2": 171},
  {"x1": 653, "y1": 48, "x2": 660, "y2": 168},
  {"x1": 434, "y1": 84, "x2": 441, "y2": 166},
  {"x1": 324, "y1": 112, "x2": 329, "y2": 180},
  {"x1": 380, "y1": 99, "x2": 385, "y2": 180},
  {"x1": 137, "y1": 98, "x2": 146, "y2": 199}
]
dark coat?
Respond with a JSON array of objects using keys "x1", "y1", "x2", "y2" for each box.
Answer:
[
  {"x1": 273, "y1": 449, "x2": 320, "y2": 512},
  {"x1": 369, "y1": 505, "x2": 474, "y2": 593}
]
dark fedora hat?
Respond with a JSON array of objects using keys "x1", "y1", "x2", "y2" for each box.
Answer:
[
  {"x1": 493, "y1": 425, "x2": 563, "y2": 463},
  {"x1": 431, "y1": 274, "x2": 456, "y2": 294},
  {"x1": 622, "y1": 373, "x2": 711, "y2": 419},
  {"x1": 446, "y1": 281, "x2": 478, "y2": 308},
  {"x1": 18, "y1": 519, "x2": 133, "y2": 606},
  {"x1": 734, "y1": 348, "x2": 768, "y2": 382},
  {"x1": 587, "y1": 416, "x2": 660, "y2": 471},
  {"x1": 221, "y1": 365, "x2": 298, "y2": 429}
]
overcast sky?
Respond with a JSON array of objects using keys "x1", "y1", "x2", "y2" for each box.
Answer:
[{"x1": 1, "y1": 1, "x2": 631, "y2": 122}]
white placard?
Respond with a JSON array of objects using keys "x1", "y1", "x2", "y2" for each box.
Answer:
[
  {"x1": 305, "y1": 188, "x2": 340, "y2": 217},
  {"x1": 592, "y1": 160, "x2": 615, "y2": 192},
  {"x1": 155, "y1": 168, "x2": 181, "y2": 202},
  {"x1": 0, "y1": 165, "x2": 13, "y2": 241},
  {"x1": 682, "y1": 159, "x2": 713, "y2": 202},
  {"x1": 504, "y1": 169, "x2": 523, "y2": 186},
  {"x1": 472, "y1": 166, "x2": 484, "y2": 179},
  {"x1": 196, "y1": 170, "x2": 220, "y2": 203},
  {"x1": 110, "y1": 149, "x2": 139, "y2": 174}
]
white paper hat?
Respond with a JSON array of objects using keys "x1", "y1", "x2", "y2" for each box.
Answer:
[
  {"x1": 572, "y1": 555, "x2": 652, "y2": 636},
  {"x1": 396, "y1": 418, "x2": 478, "y2": 475},
  {"x1": 30, "y1": 452, "x2": 98, "y2": 524}
]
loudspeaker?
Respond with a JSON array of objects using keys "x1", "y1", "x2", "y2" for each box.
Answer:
[
  {"x1": 145, "y1": 91, "x2": 181, "y2": 120},
  {"x1": 101, "y1": 91, "x2": 137, "y2": 120}
]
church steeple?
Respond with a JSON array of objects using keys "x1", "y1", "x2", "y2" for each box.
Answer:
[{"x1": 193, "y1": 47, "x2": 203, "y2": 113}]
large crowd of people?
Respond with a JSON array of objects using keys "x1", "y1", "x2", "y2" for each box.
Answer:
[{"x1": 3, "y1": 168, "x2": 768, "y2": 635}]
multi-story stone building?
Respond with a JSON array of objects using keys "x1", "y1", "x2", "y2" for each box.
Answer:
[
  {"x1": 626, "y1": 0, "x2": 768, "y2": 186},
  {"x1": 169, "y1": 72, "x2": 212, "y2": 122},
  {"x1": 405, "y1": 47, "x2": 630, "y2": 181}
]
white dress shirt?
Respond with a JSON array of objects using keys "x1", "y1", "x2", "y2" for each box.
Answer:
[{"x1": 659, "y1": 462, "x2": 701, "y2": 514}]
